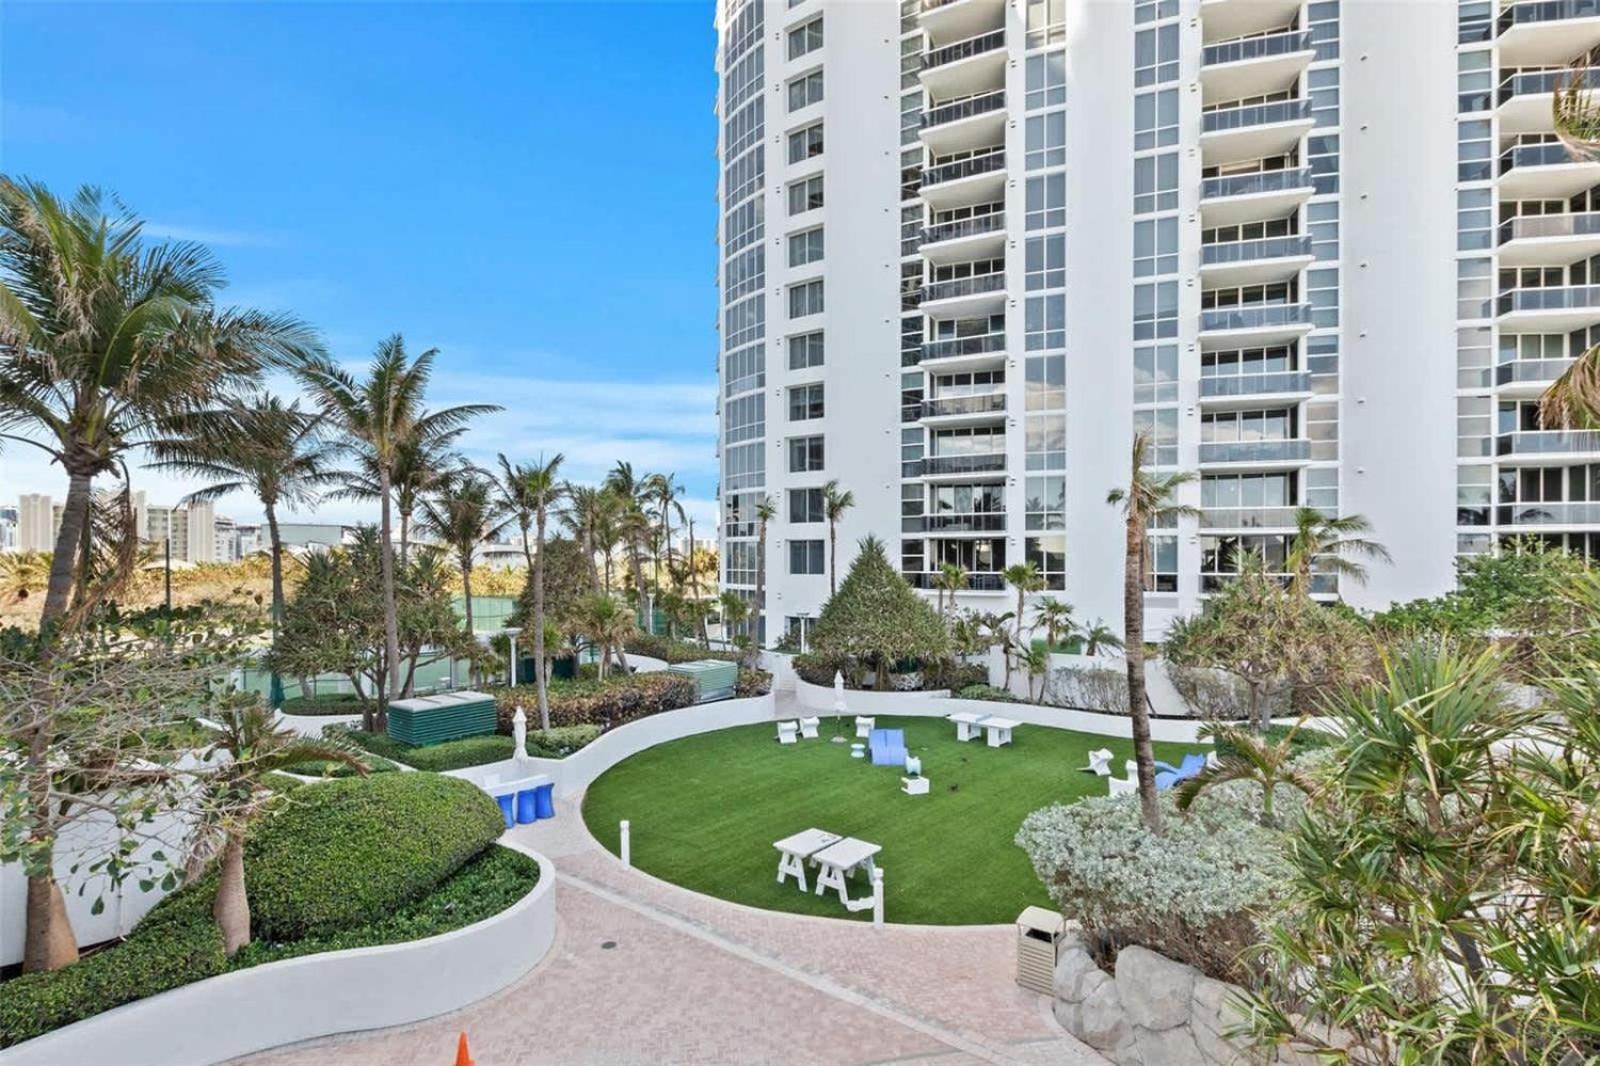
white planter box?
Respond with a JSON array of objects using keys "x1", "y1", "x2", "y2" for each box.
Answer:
[{"x1": 901, "y1": 776, "x2": 930, "y2": 796}]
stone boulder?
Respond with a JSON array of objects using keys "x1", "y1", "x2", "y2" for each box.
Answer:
[{"x1": 1116, "y1": 946, "x2": 1197, "y2": 1031}]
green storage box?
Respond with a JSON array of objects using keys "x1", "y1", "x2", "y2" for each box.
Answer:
[
  {"x1": 387, "y1": 689, "x2": 498, "y2": 746},
  {"x1": 666, "y1": 660, "x2": 739, "y2": 703}
]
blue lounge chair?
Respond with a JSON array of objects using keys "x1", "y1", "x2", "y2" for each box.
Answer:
[
  {"x1": 1153, "y1": 752, "x2": 1207, "y2": 791},
  {"x1": 869, "y1": 728, "x2": 908, "y2": 767}
]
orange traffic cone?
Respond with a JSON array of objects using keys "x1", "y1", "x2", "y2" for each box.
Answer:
[{"x1": 453, "y1": 1031, "x2": 475, "y2": 1066}]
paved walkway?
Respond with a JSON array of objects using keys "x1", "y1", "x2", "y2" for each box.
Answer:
[{"x1": 238, "y1": 734, "x2": 1103, "y2": 1065}]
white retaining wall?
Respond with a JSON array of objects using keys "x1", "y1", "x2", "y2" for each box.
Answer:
[
  {"x1": 445, "y1": 692, "x2": 779, "y2": 799},
  {"x1": 792, "y1": 678, "x2": 1208, "y2": 743},
  {"x1": 274, "y1": 709, "x2": 364, "y2": 738},
  {"x1": 4, "y1": 841, "x2": 557, "y2": 1066},
  {"x1": 987, "y1": 647, "x2": 1195, "y2": 719}
]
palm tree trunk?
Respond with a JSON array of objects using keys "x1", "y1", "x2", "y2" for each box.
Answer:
[
  {"x1": 1124, "y1": 519, "x2": 1163, "y2": 832},
  {"x1": 213, "y1": 833, "x2": 251, "y2": 957},
  {"x1": 40, "y1": 469, "x2": 93, "y2": 629},
  {"x1": 265, "y1": 501, "x2": 285, "y2": 630},
  {"x1": 533, "y1": 510, "x2": 551, "y2": 730},
  {"x1": 399, "y1": 507, "x2": 411, "y2": 568},
  {"x1": 461, "y1": 558, "x2": 475, "y2": 686},
  {"x1": 377, "y1": 466, "x2": 401, "y2": 732},
  {"x1": 829, "y1": 521, "x2": 838, "y2": 597},
  {"x1": 23, "y1": 712, "x2": 78, "y2": 971},
  {"x1": 754, "y1": 524, "x2": 767, "y2": 656}
]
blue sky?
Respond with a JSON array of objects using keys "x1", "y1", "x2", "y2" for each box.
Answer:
[{"x1": 0, "y1": 0, "x2": 722, "y2": 529}]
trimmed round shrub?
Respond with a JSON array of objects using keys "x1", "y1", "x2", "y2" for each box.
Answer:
[
  {"x1": 245, "y1": 773, "x2": 503, "y2": 941},
  {"x1": 278, "y1": 693, "x2": 374, "y2": 717}
]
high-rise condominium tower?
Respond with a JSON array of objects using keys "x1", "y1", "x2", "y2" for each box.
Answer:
[{"x1": 716, "y1": 0, "x2": 1590, "y2": 645}]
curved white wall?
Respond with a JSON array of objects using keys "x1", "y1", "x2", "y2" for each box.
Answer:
[{"x1": 4, "y1": 841, "x2": 557, "y2": 1066}]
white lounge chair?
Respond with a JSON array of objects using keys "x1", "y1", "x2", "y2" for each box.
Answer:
[
  {"x1": 1081, "y1": 748, "x2": 1113, "y2": 776},
  {"x1": 799, "y1": 716, "x2": 820, "y2": 739},
  {"x1": 1107, "y1": 759, "x2": 1138, "y2": 796},
  {"x1": 855, "y1": 715, "x2": 875, "y2": 738},
  {"x1": 777, "y1": 720, "x2": 799, "y2": 745}
]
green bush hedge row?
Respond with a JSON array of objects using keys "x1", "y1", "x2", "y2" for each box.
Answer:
[
  {"x1": 278, "y1": 693, "x2": 374, "y2": 717},
  {"x1": 957, "y1": 684, "x2": 1019, "y2": 703},
  {"x1": 283, "y1": 752, "x2": 400, "y2": 778},
  {"x1": 793, "y1": 653, "x2": 986, "y2": 692},
  {"x1": 735, "y1": 668, "x2": 773, "y2": 698},
  {"x1": 624, "y1": 634, "x2": 740, "y2": 665},
  {"x1": 337, "y1": 723, "x2": 603, "y2": 769},
  {"x1": 487, "y1": 671, "x2": 695, "y2": 731},
  {"x1": 0, "y1": 775, "x2": 525, "y2": 1048}
]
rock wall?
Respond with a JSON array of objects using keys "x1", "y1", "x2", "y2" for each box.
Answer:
[{"x1": 1052, "y1": 935, "x2": 1307, "y2": 1065}]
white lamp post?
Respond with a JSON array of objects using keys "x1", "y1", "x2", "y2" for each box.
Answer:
[{"x1": 503, "y1": 626, "x2": 523, "y2": 688}]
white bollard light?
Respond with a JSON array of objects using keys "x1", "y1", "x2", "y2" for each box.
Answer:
[
  {"x1": 512, "y1": 707, "x2": 528, "y2": 764},
  {"x1": 620, "y1": 819, "x2": 631, "y2": 868},
  {"x1": 872, "y1": 867, "x2": 884, "y2": 928}
]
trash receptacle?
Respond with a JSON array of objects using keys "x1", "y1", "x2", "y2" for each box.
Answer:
[{"x1": 1015, "y1": 906, "x2": 1066, "y2": 995}]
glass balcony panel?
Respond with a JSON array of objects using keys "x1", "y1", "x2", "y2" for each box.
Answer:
[
  {"x1": 923, "y1": 28, "x2": 1005, "y2": 69},
  {"x1": 923, "y1": 149, "x2": 1006, "y2": 187},
  {"x1": 1201, "y1": 234, "x2": 1312, "y2": 264},
  {"x1": 1198, "y1": 370, "x2": 1312, "y2": 397},
  {"x1": 923, "y1": 272, "x2": 1005, "y2": 302},
  {"x1": 921, "y1": 90, "x2": 1006, "y2": 129},
  {"x1": 1201, "y1": 167, "x2": 1315, "y2": 199},
  {"x1": 1201, "y1": 98, "x2": 1311, "y2": 133},
  {"x1": 1199, "y1": 303, "x2": 1313, "y2": 331},
  {"x1": 1198, "y1": 439, "x2": 1312, "y2": 463},
  {"x1": 1202, "y1": 30, "x2": 1313, "y2": 67},
  {"x1": 922, "y1": 393, "x2": 1006, "y2": 417},
  {"x1": 923, "y1": 211, "x2": 1005, "y2": 244}
]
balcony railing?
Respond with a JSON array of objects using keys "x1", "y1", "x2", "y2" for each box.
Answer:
[
  {"x1": 924, "y1": 28, "x2": 1005, "y2": 69},
  {"x1": 1203, "y1": 572, "x2": 1337, "y2": 595},
  {"x1": 1495, "y1": 285, "x2": 1600, "y2": 316},
  {"x1": 1202, "y1": 29, "x2": 1313, "y2": 67},
  {"x1": 1498, "y1": 501, "x2": 1600, "y2": 524},
  {"x1": 1201, "y1": 167, "x2": 1315, "y2": 200},
  {"x1": 905, "y1": 512, "x2": 1007, "y2": 533},
  {"x1": 1199, "y1": 438, "x2": 1312, "y2": 464},
  {"x1": 1497, "y1": 66, "x2": 1600, "y2": 105},
  {"x1": 1200, "y1": 303, "x2": 1313, "y2": 332},
  {"x1": 1496, "y1": 358, "x2": 1573, "y2": 385},
  {"x1": 923, "y1": 210, "x2": 1004, "y2": 245},
  {"x1": 1199, "y1": 506, "x2": 1305, "y2": 529},
  {"x1": 904, "y1": 570, "x2": 1007, "y2": 591},
  {"x1": 1201, "y1": 233, "x2": 1312, "y2": 266},
  {"x1": 1199, "y1": 370, "x2": 1312, "y2": 397},
  {"x1": 922, "y1": 332, "x2": 1005, "y2": 361},
  {"x1": 914, "y1": 453, "x2": 1008, "y2": 476},
  {"x1": 1201, "y1": 97, "x2": 1312, "y2": 134},
  {"x1": 921, "y1": 90, "x2": 1006, "y2": 129},
  {"x1": 1496, "y1": 429, "x2": 1600, "y2": 455},
  {"x1": 923, "y1": 149, "x2": 1006, "y2": 187},
  {"x1": 923, "y1": 272, "x2": 1005, "y2": 303},
  {"x1": 1497, "y1": 0, "x2": 1600, "y2": 36},
  {"x1": 1498, "y1": 212, "x2": 1600, "y2": 243},
  {"x1": 1499, "y1": 141, "x2": 1581, "y2": 174},
  {"x1": 922, "y1": 393, "x2": 1006, "y2": 418}
]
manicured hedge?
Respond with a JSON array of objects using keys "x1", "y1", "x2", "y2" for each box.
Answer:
[
  {"x1": 0, "y1": 775, "x2": 524, "y2": 1049},
  {"x1": 526, "y1": 724, "x2": 601, "y2": 757},
  {"x1": 735, "y1": 668, "x2": 773, "y2": 698},
  {"x1": 337, "y1": 728, "x2": 515, "y2": 772},
  {"x1": 625, "y1": 634, "x2": 740, "y2": 665},
  {"x1": 278, "y1": 693, "x2": 374, "y2": 717},
  {"x1": 957, "y1": 684, "x2": 1020, "y2": 703},
  {"x1": 487, "y1": 672, "x2": 695, "y2": 732},
  {"x1": 283, "y1": 752, "x2": 399, "y2": 778},
  {"x1": 245, "y1": 773, "x2": 504, "y2": 941}
]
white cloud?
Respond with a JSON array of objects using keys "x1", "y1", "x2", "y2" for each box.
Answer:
[{"x1": 143, "y1": 222, "x2": 280, "y2": 248}]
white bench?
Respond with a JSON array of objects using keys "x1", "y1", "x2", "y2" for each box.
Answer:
[
  {"x1": 773, "y1": 827, "x2": 841, "y2": 892},
  {"x1": 949, "y1": 711, "x2": 987, "y2": 742},
  {"x1": 982, "y1": 716, "x2": 1020, "y2": 748},
  {"x1": 811, "y1": 836, "x2": 882, "y2": 910},
  {"x1": 776, "y1": 720, "x2": 799, "y2": 745},
  {"x1": 799, "y1": 716, "x2": 820, "y2": 739}
]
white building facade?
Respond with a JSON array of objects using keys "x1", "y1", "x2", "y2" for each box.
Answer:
[{"x1": 716, "y1": 0, "x2": 1591, "y2": 643}]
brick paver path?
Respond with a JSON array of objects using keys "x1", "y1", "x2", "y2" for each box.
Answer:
[{"x1": 237, "y1": 709, "x2": 1103, "y2": 1065}]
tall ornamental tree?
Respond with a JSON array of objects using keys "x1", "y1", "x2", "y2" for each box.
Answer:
[
  {"x1": 418, "y1": 466, "x2": 511, "y2": 644},
  {"x1": 498, "y1": 453, "x2": 564, "y2": 727},
  {"x1": 808, "y1": 535, "x2": 950, "y2": 689},
  {"x1": 605, "y1": 461, "x2": 653, "y2": 610},
  {"x1": 296, "y1": 337, "x2": 496, "y2": 705},
  {"x1": 0, "y1": 178, "x2": 322, "y2": 630},
  {"x1": 752, "y1": 495, "x2": 776, "y2": 656},
  {"x1": 1106, "y1": 430, "x2": 1198, "y2": 831}
]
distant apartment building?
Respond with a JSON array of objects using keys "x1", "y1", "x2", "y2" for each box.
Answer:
[
  {"x1": 214, "y1": 515, "x2": 238, "y2": 563},
  {"x1": 14, "y1": 491, "x2": 219, "y2": 564},
  {"x1": 0, "y1": 505, "x2": 18, "y2": 553},
  {"x1": 235, "y1": 523, "x2": 263, "y2": 558},
  {"x1": 17, "y1": 494, "x2": 56, "y2": 553}
]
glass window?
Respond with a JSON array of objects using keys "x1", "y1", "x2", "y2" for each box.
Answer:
[
  {"x1": 788, "y1": 539, "x2": 826, "y2": 575},
  {"x1": 1133, "y1": 217, "x2": 1178, "y2": 277},
  {"x1": 788, "y1": 330, "x2": 824, "y2": 370},
  {"x1": 788, "y1": 122, "x2": 824, "y2": 164},
  {"x1": 1025, "y1": 52, "x2": 1066, "y2": 110},
  {"x1": 787, "y1": 69, "x2": 824, "y2": 112},
  {"x1": 788, "y1": 278, "x2": 824, "y2": 318},
  {"x1": 788, "y1": 381, "x2": 824, "y2": 420},
  {"x1": 788, "y1": 226, "x2": 824, "y2": 267},
  {"x1": 789, "y1": 487, "x2": 825, "y2": 523},
  {"x1": 787, "y1": 17, "x2": 822, "y2": 60},
  {"x1": 1134, "y1": 88, "x2": 1178, "y2": 151},
  {"x1": 787, "y1": 174, "x2": 824, "y2": 215},
  {"x1": 1026, "y1": 173, "x2": 1066, "y2": 230},
  {"x1": 789, "y1": 435, "x2": 824, "y2": 472}
]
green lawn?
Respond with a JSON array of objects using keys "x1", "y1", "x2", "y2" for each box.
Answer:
[{"x1": 582, "y1": 715, "x2": 1201, "y2": 925}]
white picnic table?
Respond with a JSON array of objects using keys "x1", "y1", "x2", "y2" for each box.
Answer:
[
  {"x1": 773, "y1": 827, "x2": 841, "y2": 892},
  {"x1": 810, "y1": 836, "x2": 882, "y2": 910},
  {"x1": 949, "y1": 711, "x2": 988, "y2": 742},
  {"x1": 981, "y1": 716, "x2": 1020, "y2": 747}
]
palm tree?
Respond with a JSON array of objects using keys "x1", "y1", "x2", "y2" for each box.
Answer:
[
  {"x1": 821, "y1": 480, "x2": 855, "y2": 598},
  {"x1": 560, "y1": 484, "x2": 607, "y2": 591},
  {"x1": 508, "y1": 455, "x2": 564, "y2": 729},
  {"x1": 1033, "y1": 596, "x2": 1075, "y2": 652},
  {"x1": 605, "y1": 461, "x2": 653, "y2": 610},
  {"x1": 1001, "y1": 562, "x2": 1045, "y2": 687},
  {"x1": 1079, "y1": 619, "x2": 1125, "y2": 657},
  {"x1": 1107, "y1": 430, "x2": 1199, "y2": 832},
  {"x1": 296, "y1": 337, "x2": 497, "y2": 722},
  {"x1": 934, "y1": 562, "x2": 968, "y2": 619},
  {"x1": 1021, "y1": 641, "x2": 1051, "y2": 702},
  {"x1": 719, "y1": 589, "x2": 749, "y2": 651},
  {"x1": 646, "y1": 472, "x2": 685, "y2": 620},
  {"x1": 0, "y1": 178, "x2": 323, "y2": 631},
  {"x1": 1285, "y1": 507, "x2": 1391, "y2": 598},
  {"x1": 579, "y1": 593, "x2": 636, "y2": 679},
  {"x1": 417, "y1": 467, "x2": 511, "y2": 659},
  {"x1": 195, "y1": 704, "x2": 367, "y2": 956},
  {"x1": 1175, "y1": 723, "x2": 1317, "y2": 828},
  {"x1": 148, "y1": 393, "x2": 340, "y2": 645},
  {"x1": 752, "y1": 495, "x2": 776, "y2": 657}
]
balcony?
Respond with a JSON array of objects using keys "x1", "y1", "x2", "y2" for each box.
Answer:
[
  {"x1": 1495, "y1": 357, "x2": 1574, "y2": 395},
  {"x1": 1198, "y1": 438, "x2": 1312, "y2": 467},
  {"x1": 1199, "y1": 370, "x2": 1314, "y2": 406},
  {"x1": 922, "y1": 209, "x2": 1006, "y2": 264},
  {"x1": 1497, "y1": 67, "x2": 1600, "y2": 135},
  {"x1": 912, "y1": 453, "x2": 1008, "y2": 480},
  {"x1": 920, "y1": 331, "x2": 1007, "y2": 370},
  {"x1": 921, "y1": 392, "x2": 1006, "y2": 425},
  {"x1": 1198, "y1": 302, "x2": 1314, "y2": 348},
  {"x1": 1200, "y1": 167, "x2": 1316, "y2": 226},
  {"x1": 1497, "y1": 141, "x2": 1600, "y2": 198},
  {"x1": 1200, "y1": 98, "x2": 1314, "y2": 167},
  {"x1": 1200, "y1": 30, "x2": 1315, "y2": 104},
  {"x1": 1199, "y1": 506, "x2": 1304, "y2": 530},
  {"x1": 1199, "y1": 233, "x2": 1314, "y2": 285},
  {"x1": 920, "y1": 90, "x2": 1006, "y2": 155},
  {"x1": 921, "y1": 149, "x2": 1006, "y2": 208},
  {"x1": 921, "y1": 271, "x2": 1006, "y2": 316},
  {"x1": 1199, "y1": 0, "x2": 1303, "y2": 43},
  {"x1": 921, "y1": 29, "x2": 1005, "y2": 98},
  {"x1": 1495, "y1": 285, "x2": 1600, "y2": 330},
  {"x1": 1495, "y1": 428, "x2": 1600, "y2": 462},
  {"x1": 905, "y1": 570, "x2": 1007, "y2": 592},
  {"x1": 905, "y1": 512, "x2": 1007, "y2": 534},
  {"x1": 919, "y1": 0, "x2": 1005, "y2": 46},
  {"x1": 1203, "y1": 572, "x2": 1338, "y2": 595},
  {"x1": 1498, "y1": 500, "x2": 1600, "y2": 525},
  {"x1": 1496, "y1": 0, "x2": 1600, "y2": 66},
  {"x1": 1497, "y1": 211, "x2": 1600, "y2": 265}
]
